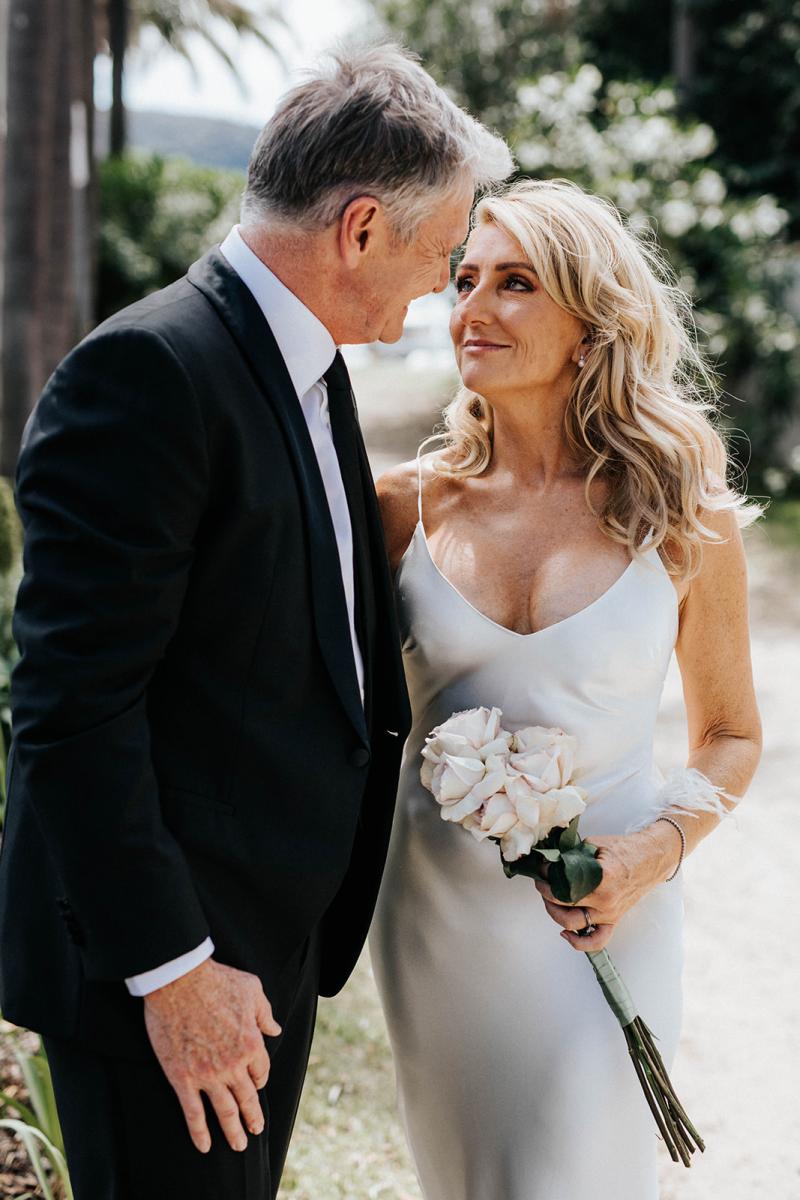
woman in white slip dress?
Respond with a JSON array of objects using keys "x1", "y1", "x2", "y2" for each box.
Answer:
[{"x1": 369, "y1": 180, "x2": 762, "y2": 1200}]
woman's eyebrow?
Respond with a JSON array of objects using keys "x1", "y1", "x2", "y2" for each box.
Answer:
[{"x1": 455, "y1": 260, "x2": 537, "y2": 272}]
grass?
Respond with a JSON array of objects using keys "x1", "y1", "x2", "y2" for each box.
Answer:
[{"x1": 280, "y1": 953, "x2": 421, "y2": 1200}]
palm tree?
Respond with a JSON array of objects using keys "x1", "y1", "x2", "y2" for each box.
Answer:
[
  {"x1": 104, "y1": 0, "x2": 286, "y2": 157},
  {"x1": 1, "y1": 0, "x2": 96, "y2": 476}
]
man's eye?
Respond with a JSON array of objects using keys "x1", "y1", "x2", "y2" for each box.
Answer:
[{"x1": 455, "y1": 277, "x2": 474, "y2": 293}]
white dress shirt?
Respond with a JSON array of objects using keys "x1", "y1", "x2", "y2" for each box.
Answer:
[{"x1": 125, "y1": 226, "x2": 365, "y2": 997}]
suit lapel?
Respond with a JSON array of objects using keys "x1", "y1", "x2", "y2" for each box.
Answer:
[{"x1": 187, "y1": 249, "x2": 368, "y2": 744}]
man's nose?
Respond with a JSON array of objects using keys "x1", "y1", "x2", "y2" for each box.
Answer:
[{"x1": 432, "y1": 258, "x2": 451, "y2": 294}]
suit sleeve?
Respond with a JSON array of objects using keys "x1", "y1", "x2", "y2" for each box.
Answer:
[{"x1": 11, "y1": 325, "x2": 213, "y2": 980}]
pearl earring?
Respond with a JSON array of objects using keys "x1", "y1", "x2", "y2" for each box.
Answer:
[{"x1": 578, "y1": 354, "x2": 587, "y2": 368}]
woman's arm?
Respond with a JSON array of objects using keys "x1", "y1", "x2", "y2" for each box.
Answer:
[{"x1": 539, "y1": 508, "x2": 762, "y2": 950}]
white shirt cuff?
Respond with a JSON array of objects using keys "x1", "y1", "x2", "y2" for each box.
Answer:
[{"x1": 124, "y1": 937, "x2": 215, "y2": 997}]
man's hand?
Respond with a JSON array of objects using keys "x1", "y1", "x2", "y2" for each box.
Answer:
[{"x1": 144, "y1": 958, "x2": 281, "y2": 1153}]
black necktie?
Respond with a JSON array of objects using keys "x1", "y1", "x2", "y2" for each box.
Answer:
[{"x1": 323, "y1": 352, "x2": 375, "y2": 716}]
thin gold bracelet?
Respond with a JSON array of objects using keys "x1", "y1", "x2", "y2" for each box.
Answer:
[{"x1": 656, "y1": 815, "x2": 686, "y2": 882}]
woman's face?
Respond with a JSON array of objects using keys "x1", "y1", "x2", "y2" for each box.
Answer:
[{"x1": 450, "y1": 221, "x2": 588, "y2": 403}]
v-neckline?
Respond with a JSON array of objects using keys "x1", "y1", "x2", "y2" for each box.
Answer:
[{"x1": 411, "y1": 519, "x2": 643, "y2": 641}]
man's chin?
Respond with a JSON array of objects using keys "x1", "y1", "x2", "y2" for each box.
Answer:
[{"x1": 377, "y1": 308, "x2": 409, "y2": 344}]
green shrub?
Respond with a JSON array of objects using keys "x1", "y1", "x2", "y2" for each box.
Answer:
[
  {"x1": 97, "y1": 152, "x2": 245, "y2": 321},
  {"x1": 510, "y1": 68, "x2": 800, "y2": 495}
]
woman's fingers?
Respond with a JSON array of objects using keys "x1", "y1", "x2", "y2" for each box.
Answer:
[
  {"x1": 561, "y1": 923, "x2": 614, "y2": 951},
  {"x1": 542, "y1": 897, "x2": 595, "y2": 931}
]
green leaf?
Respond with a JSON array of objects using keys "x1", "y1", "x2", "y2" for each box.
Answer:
[
  {"x1": 0, "y1": 1118, "x2": 72, "y2": 1200},
  {"x1": 547, "y1": 843, "x2": 603, "y2": 903},
  {"x1": 499, "y1": 847, "x2": 544, "y2": 881},
  {"x1": 558, "y1": 816, "x2": 581, "y2": 852},
  {"x1": 15, "y1": 1050, "x2": 63, "y2": 1152},
  {"x1": 561, "y1": 847, "x2": 604, "y2": 901},
  {"x1": 533, "y1": 847, "x2": 562, "y2": 862},
  {"x1": 0, "y1": 1087, "x2": 40, "y2": 1128}
]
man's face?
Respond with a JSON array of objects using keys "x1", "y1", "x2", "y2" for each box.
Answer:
[{"x1": 354, "y1": 182, "x2": 474, "y2": 345}]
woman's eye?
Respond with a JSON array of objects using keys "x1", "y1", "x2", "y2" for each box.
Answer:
[
  {"x1": 505, "y1": 275, "x2": 533, "y2": 291},
  {"x1": 455, "y1": 277, "x2": 474, "y2": 293}
]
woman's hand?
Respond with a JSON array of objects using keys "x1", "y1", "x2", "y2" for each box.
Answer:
[{"x1": 534, "y1": 824, "x2": 680, "y2": 951}]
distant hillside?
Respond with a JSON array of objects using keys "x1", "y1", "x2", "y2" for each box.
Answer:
[{"x1": 95, "y1": 109, "x2": 260, "y2": 171}]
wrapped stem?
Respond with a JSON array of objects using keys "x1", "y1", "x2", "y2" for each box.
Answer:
[
  {"x1": 586, "y1": 947, "x2": 638, "y2": 1026},
  {"x1": 586, "y1": 949, "x2": 704, "y2": 1166}
]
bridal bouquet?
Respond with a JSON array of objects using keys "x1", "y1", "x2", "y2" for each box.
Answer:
[{"x1": 420, "y1": 705, "x2": 704, "y2": 1167}]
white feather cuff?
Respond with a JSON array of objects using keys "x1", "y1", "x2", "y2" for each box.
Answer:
[{"x1": 629, "y1": 767, "x2": 739, "y2": 833}]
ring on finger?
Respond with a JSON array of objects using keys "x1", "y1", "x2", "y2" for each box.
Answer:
[{"x1": 578, "y1": 906, "x2": 597, "y2": 937}]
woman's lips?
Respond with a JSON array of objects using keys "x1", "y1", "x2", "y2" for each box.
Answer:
[{"x1": 462, "y1": 341, "x2": 509, "y2": 352}]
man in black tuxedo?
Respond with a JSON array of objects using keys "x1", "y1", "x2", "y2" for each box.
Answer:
[{"x1": 0, "y1": 42, "x2": 511, "y2": 1199}]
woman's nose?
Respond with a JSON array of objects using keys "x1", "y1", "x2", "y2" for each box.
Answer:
[{"x1": 459, "y1": 283, "x2": 491, "y2": 323}]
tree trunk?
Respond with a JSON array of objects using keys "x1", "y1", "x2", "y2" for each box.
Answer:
[
  {"x1": 0, "y1": 0, "x2": 9, "y2": 355},
  {"x1": 1, "y1": 0, "x2": 95, "y2": 477},
  {"x1": 109, "y1": 0, "x2": 127, "y2": 157},
  {"x1": 671, "y1": 0, "x2": 696, "y2": 104}
]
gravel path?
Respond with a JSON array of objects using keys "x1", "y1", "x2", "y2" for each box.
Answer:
[{"x1": 281, "y1": 360, "x2": 800, "y2": 1199}]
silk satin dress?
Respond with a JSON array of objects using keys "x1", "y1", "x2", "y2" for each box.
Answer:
[{"x1": 370, "y1": 473, "x2": 683, "y2": 1200}]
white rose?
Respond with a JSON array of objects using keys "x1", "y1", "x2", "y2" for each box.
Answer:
[
  {"x1": 500, "y1": 823, "x2": 538, "y2": 861},
  {"x1": 439, "y1": 754, "x2": 509, "y2": 824},
  {"x1": 466, "y1": 790, "x2": 519, "y2": 843},
  {"x1": 421, "y1": 707, "x2": 512, "y2": 782},
  {"x1": 430, "y1": 753, "x2": 486, "y2": 804},
  {"x1": 538, "y1": 785, "x2": 587, "y2": 832},
  {"x1": 505, "y1": 775, "x2": 587, "y2": 845},
  {"x1": 509, "y1": 726, "x2": 577, "y2": 790}
]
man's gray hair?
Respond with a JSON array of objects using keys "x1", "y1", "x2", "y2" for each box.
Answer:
[{"x1": 241, "y1": 43, "x2": 514, "y2": 239}]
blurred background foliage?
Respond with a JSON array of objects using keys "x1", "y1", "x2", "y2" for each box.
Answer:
[
  {"x1": 97, "y1": 153, "x2": 243, "y2": 319},
  {"x1": 2, "y1": 0, "x2": 798, "y2": 492},
  {"x1": 375, "y1": 0, "x2": 800, "y2": 497}
]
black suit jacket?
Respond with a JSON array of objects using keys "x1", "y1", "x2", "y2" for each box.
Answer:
[{"x1": 0, "y1": 249, "x2": 411, "y2": 1055}]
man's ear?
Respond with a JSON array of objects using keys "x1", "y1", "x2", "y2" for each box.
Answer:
[{"x1": 338, "y1": 196, "x2": 384, "y2": 268}]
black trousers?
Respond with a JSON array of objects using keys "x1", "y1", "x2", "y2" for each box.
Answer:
[{"x1": 44, "y1": 937, "x2": 320, "y2": 1200}]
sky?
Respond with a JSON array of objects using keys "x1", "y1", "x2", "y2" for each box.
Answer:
[{"x1": 95, "y1": 0, "x2": 371, "y2": 127}]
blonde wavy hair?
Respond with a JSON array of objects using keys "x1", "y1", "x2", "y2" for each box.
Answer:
[{"x1": 435, "y1": 178, "x2": 759, "y2": 579}]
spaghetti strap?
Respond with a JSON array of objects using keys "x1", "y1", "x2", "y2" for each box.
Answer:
[{"x1": 415, "y1": 446, "x2": 424, "y2": 528}]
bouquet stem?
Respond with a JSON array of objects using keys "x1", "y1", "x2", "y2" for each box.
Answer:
[{"x1": 586, "y1": 949, "x2": 704, "y2": 1166}]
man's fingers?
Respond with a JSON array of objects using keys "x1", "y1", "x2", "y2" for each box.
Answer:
[
  {"x1": 255, "y1": 990, "x2": 282, "y2": 1038},
  {"x1": 174, "y1": 1083, "x2": 212, "y2": 1155},
  {"x1": 206, "y1": 1085, "x2": 249, "y2": 1153},
  {"x1": 230, "y1": 1072, "x2": 265, "y2": 1137},
  {"x1": 248, "y1": 1044, "x2": 271, "y2": 1091}
]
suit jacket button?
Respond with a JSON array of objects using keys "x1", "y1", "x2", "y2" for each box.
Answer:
[{"x1": 350, "y1": 747, "x2": 370, "y2": 769}]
